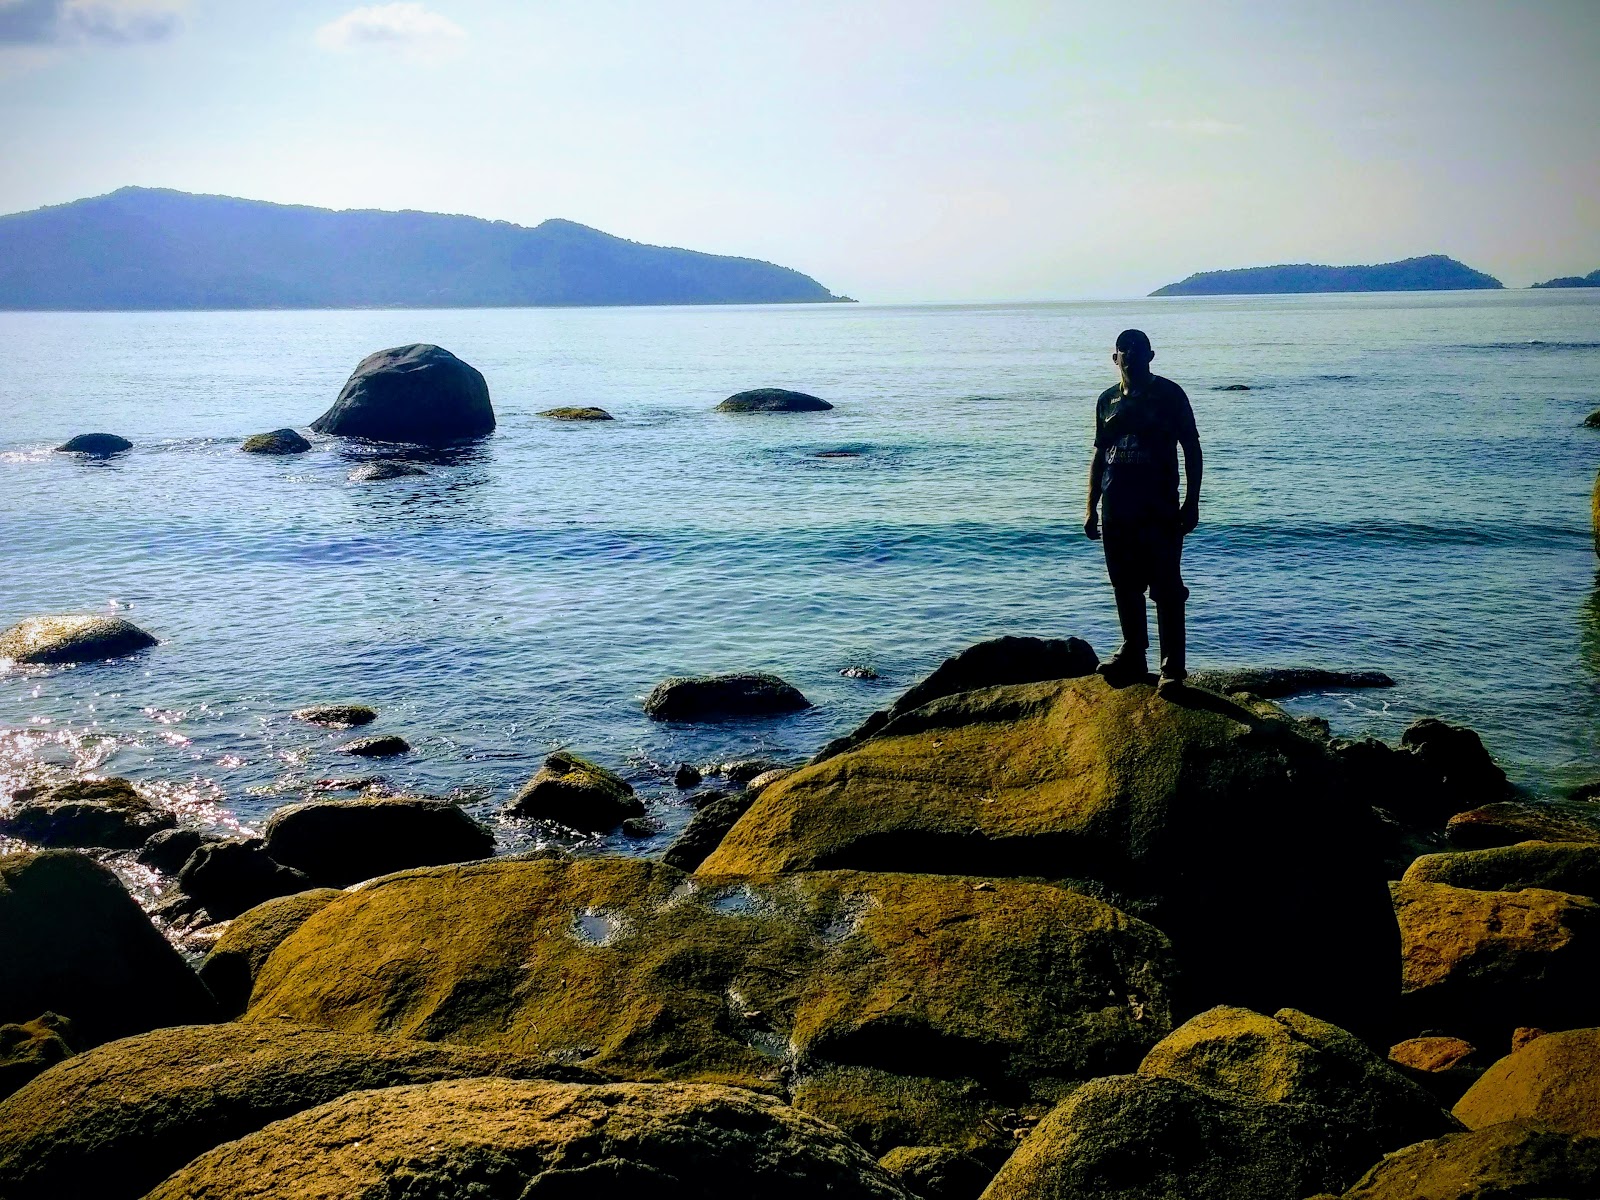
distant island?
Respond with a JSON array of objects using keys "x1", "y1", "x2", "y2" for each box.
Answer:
[
  {"x1": 1150, "y1": 254, "x2": 1503, "y2": 296},
  {"x1": 1530, "y1": 269, "x2": 1600, "y2": 288},
  {"x1": 0, "y1": 187, "x2": 852, "y2": 311}
]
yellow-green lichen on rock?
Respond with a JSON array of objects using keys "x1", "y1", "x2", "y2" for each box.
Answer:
[
  {"x1": 1451, "y1": 1026, "x2": 1600, "y2": 1136},
  {"x1": 197, "y1": 888, "x2": 344, "y2": 1015}
]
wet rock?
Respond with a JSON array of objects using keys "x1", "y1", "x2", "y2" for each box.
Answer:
[
  {"x1": 1216, "y1": 383, "x2": 1251, "y2": 390},
  {"x1": 1328, "y1": 1119, "x2": 1600, "y2": 1199},
  {"x1": 706, "y1": 673, "x2": 1397, "y2": 1034},
  {"x1": 199, "y1": 888, "x2": 344, "y2": 1016},
  {"x1": 135, "y1": 827, "x2": 221, "y2": 874},
  {"x1": 690, "y1": 787, "x2": 732, "y2": 809},
  {"x1": 0, "y1": 777, "x2": 174, "y2": 849},
  {"x1": 504, "y1": 750, "x2": 644, "y2": 831},
  {"x1": 311, "y1": 343, "x2": 495, "y2": 443},
  {"x1": 813, "y1": 634, "x2": 1098, "y2": 762},
  {"x1": 662, "y1": 790, "x2": 756, "y2": 871},
  {"x1": 0, "y1": 1013, "x2": 74, "y2": 1101},
  {"x1": 877, "y1": 1145, "x2": 992, "y2": 1200},
  {"x1": 1446, "y1": 800, "x2": 1600, "y2": 848},
  {"x1": 239, "y1": 428, "x2": 310, "y2": 454},
  {"x1": 347, "y1": 460, "x2": 427, "y2": 481},
  {"x1": 0, "y1": 851, "x2": 215, "y2": 1047},
  {"x1": 0, "y1": 1022, "x2": 593, "y2": 1200},
  {"x1": 644, "y1": 672, "x2": 812, "y2": 721},
  {"x1": 146, "y1": 1077, "x2": 909, "y2": 1200},
  {"x1": 842, "y1": 664, "x2": 880, "y2": 679},
  {"x1": 721, "y1": 757, "x2": 791, "y2": 783},
  {"x1": 674, "y1": 762, "x2": 703, "y2": 789},
  {"x1": 716, "y1": 387, "x2": 833, "y2": 413},
  {"x1": 0, "y1": 615, "x2": 157, "y2": 665},
  {"x1": 1187, "y1": 666, "x2": 1394, "y2": 698},
  {"x1": 1590, "y1": 409, "x2": 1600, "y2": 428},
  {"x1": 291, "y1": 703, "x2": 377, "y2": 727},
  {"x1": 538, "y1": 406, "x2": 614, "y2": 420},
  {"x1": 1452, "y1": 1026, "x2": 1600, "y2": 1136},
  {"x1": 1401, "y1": 717, "x2": 1508, "y2": 806},
  {"x1": 1403, "y1": 840, "x2": 1600, "y2": 899},
  {"x1": 262, "y1": 795, "x2": 494, "y2": 888},
  {"x1": 54, "y1": 433, "x2": 130, "y2": 456},
  {"x1": 1390, "y1": 1036, "x2": 1478, "y2": 1073},
  {"x1": 1393, "y1": 879, "x2": 1600, "y2": 1038},
  {"x1": 747, "y1": 767, "x2": 793, "y2": 793},
  {"x1": 336, "y1": 732, "x2": 410, "y2": 757},
  {"x1": 175, "y1": 837, "x2": 312, "y2": 921},
  {"x1": 620, "y1": 816, "x2": 657, "y2": 839}
]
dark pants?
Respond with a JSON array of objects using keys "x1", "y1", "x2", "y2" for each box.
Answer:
[{"x1": 1102, "y1": 517, "x2": 1188, "y2": 677}]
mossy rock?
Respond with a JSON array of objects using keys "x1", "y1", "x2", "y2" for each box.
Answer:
[
  {"x1": 716, "y1": 388, "x2": 833, "y2": 413},
  {"x1": 1445, "y1": 800, "x2": 1600, "y2": 848},
  {"x1": 703, "y1": 674, "x2": 1397, "y2": 1033},
  {"x1": 290, "y1": 703, "x2": 376, "y2": 727},
  {"x1": 1403, "y1": 840, "x2": 1600, "y2": 900},
  {"x1": 644, "y1": 672, "x2": 812, "y2": 721},
  {"x1": 239, "y1": 428, "x2": 310, "y2": 454},
  {"x1": 1452, "y1": 1026, "x2": 1600, "y2": 1136},
  {"x1": 1389, "y1": 1035, "x2": 1477, "y2": 1073},
  {"x1": 0, "y1": 776, "x2": 174, "y2": 849},
  {"x1": 0, "y1": 851, "x2": 215, "y2": 1047},
  {"x1": 198, "y1": 888, "x2": 343, "y2": 1015},
  {"x1": 792, "y1": 1066, "x2": 1026, "y2": 1163},
  {"x1": 539, "y1": 406, "x2": 614, "y2": 420},
  {"x1": 877, "y1": 1144, "x2": 993, "y2": 1200},
  {"x1": 336, "y1": 732, "x2": 411, "y2": 755},
  {"x1": 0, "y1": 1013, "x2": 73, "y2": 1101},
  {"x1": 146, "y1": 1078, "x2": 909, "y2": 1199},
  {"x1": 504, "y1": 750, "x2": 643, "y2": 831},
  {"x1": 55, "y1": 433, "x2": 130, "y2": 456},
  {"x1": 243, "y1": 858, "x2": 1174, "y2": 1131},
  {"x1": 0, "y1": 1022, "x2": 595, "y2": 1200},
  {"x1": 0, "y1": 615, "x2": 156, "y2": 664},
  {"x1": 261, "y1": 795, "x2": 494, "y2": 888},
  {"x1": 1331, "y1": 1119, "x2": 1600, "y2": 1199}
]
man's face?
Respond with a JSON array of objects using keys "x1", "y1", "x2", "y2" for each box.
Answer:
[{"x1": 1112, "y1": 346, "x2": 1153, "y2": 380}]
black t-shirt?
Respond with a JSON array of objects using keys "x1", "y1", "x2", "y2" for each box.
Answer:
[{"x1": 1095, "y1": 375, "x2": 1197, "y2": 522}]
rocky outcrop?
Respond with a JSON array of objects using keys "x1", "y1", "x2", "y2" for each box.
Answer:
[
  {"x1": 1403, "y1": 840, "x2": 1600, "y2": 900},
  {"x1": 173, "y1": 837, "x2": 312, "y2": 920},
  {"x1": 145, "y1": 1078, "x2": 909, "y2": 1200},
  {"x1": 336, "y1": 732, "x2": 410, "y2": 756},
  {"x1": 503, "y1": 751, "x2": 643, "y2": 831},
  {"x1": 1452, "y1": 1027, "x2": 1600, "y2": 1136},
  {"x1": 644, "y1": 671, "x2": 812, "y2": 721},
  {"x1": 716, "y1": 388, "x2": 833, "y2": 413},
  {"x1": 703, "y1": 674, "x2": 1397, "y2": 1032},
  {"x1": 290, "y1": 702, "x2": 376, "y2": 727},
  {"x1": 0, "y1": 851, "x2": 215, "y2": 1046},
  {"x1": 0, "y1": 1013, "x2": 73, "y2": 1100},
  {"x1": 239, "y1": 428, "x2": 310, "y2": 454},
  {"x1": 663, "y1": 790, "x2": 757, "y2": 871},
  {"x1": 1446, "y1": 800, "x2": 1600, "y2": 848},
  {"x1": 54, "y1": 433, "x2": 130, "y2": 456},
  {"x1": 198, "y1": 889, "x2": 343, "y2": 1015},
  {"x1": 1327, "y1": 1119, "x2": 1600, "y2": 1199},
  {"x1": 878, "y1": 1145, "x2": 991, "y2": 1200},
  {"x1": 261, "y1": 796, "x2": 494, "y2": 888},
  {"x1": 1328, "y1": 718, "x2": 1512, "y2": 831},
  {"x1": 311, "y1": 344, "x2": 495, "y2": 443},
  {"x1": 348, "y1": 460, "x2": 427, "y2": 481},
  {"x1": 0, "y1": 1022, "x2": 592, "y2": 1200},
  {"x1": 539, "y1": 406, "x2": 614, "y2": 420},
  {"x1": 1188, "y1": 666, "x2": 1394, "y2": 698},
  {"x1": 0, "y1": 615, "x2": 157, "y2": 664},
  {"x1": 0, "y1": 777, "x2": 173, "y2": 848}
]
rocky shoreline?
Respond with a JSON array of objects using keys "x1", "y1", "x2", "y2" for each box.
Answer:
[{"x1": 3, "y1": 632, "x2": 1600, "y2": 1199}]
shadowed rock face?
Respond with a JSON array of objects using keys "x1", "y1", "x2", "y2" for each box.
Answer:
[
  {"x1": 716, "y1": 387, "x2": 833, "y2": 412},
  {"x1": 1329, "y1": 1119, "x2": 1600, "y2": 1199},
  {"x1": 1452, "y1": 1027, "x2": 1600, "y2": 1136},
  {"x1": 198, "y1": 889, "x2": 344, "y2": 1016},
  {"x1": 0, "y1": 778, "x2": 174, "y2": 849},
  {"x1": 644, "y1": 672, "x2": 811, "y2": 721},
  {"x1": 0, "y1": 615, "x2": 156, "y2": 664},
  {"x1": 311, "y1": 344, "x2": 495, "y2": 443},
  {"x1": 144, "y1": 1078, "x2": 911, "y2": 1200},
  {"x1": 239, "y1": 428, "x2": 310, "y2": 454},
  {"x1": 1403, "y1": 841, "x2": 1600, "y2": 900},
  {"x1": 0, "y1": 1013, "x2": 73, "y2": 1101},
  {"x1": 261, "y1": 796, "x2": 494, "y2": 888},
  {"x1": 54, "y1": 433, "x2": 130, "y2": 456},
  {"x1": 174, "y1": 837, "x2": 311, "y2": 921}
]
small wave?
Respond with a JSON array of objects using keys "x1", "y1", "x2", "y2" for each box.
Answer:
[{"x1": 1457, "y1": 341, "x2": 1600, "y2": 351}]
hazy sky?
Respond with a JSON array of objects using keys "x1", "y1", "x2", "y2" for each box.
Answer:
[{"x1": 2, "y1": 0, "x2": 1596, "y2": 300}]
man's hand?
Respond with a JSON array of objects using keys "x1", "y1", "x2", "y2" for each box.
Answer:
[
  {"x1": 1084, "y1": 511, "x2": 1101, "y2": 541},
  {"x1": 1179, "y1": 499, "x2": 1199, "y2": 535}
]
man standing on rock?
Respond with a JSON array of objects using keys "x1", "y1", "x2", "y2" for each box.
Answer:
[{"x1": 1084, "y1": 329, "x2": 1202, "y2": 694}]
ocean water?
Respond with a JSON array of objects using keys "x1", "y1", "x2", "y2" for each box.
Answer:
[{"x1": 2, "y1": 290, "x2": 1599, "y2": 873}]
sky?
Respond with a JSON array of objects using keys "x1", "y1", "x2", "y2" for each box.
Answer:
[{"x1": 1, "y1": 0, "x2": 1597, "y2": 301}]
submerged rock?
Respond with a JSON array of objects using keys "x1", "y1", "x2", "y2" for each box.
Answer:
[
  {"x1": 644, "y1": 672, "x2": 811, "y2": 721},
  {"x1": 0, "y1": 1013, "x2": 74, "y2": 1101},
  {"x1": 239, "y1": 428, "x2": 310, "y2": 454},
  {"x1": 1328, "y1": 1119, "x2": 1600, "y2": 1199},
  {"x1": 1452, "y1": 1026, "x2": 1600, "y2": 1136},
  {"x1": 716, "y1": 387, "x2": 833, "y2": 413},
  {"x1": 539, "y1": 406, "x2": 614, "y2": 420},
  {"x1": 0, "y1": 777, "x2": 173, "y2": 849},
  {"x1": 1187, "y1": 666, "x2": 1394, "y2": 698},
  {"x1": 347, "y1": 460, "x2": 427, "y2": 481},
  {"x1": 199, "y1": 888, "x2": 344, "y2": 1016},
  {"x1": 1403, "y1": 840, "x2": 1600, "y2": 900},
  {"x1": 503, "y1": 750, "x2": 643, "y2": 831},
  {"x1": 54, "y1": 433, "x2": 130, "y2": 457},
  {"x1": 261, "y1": 795, "x2": 494, "y2": 888},
  {"x1": 674, "y1": 762, "x2": 703, "y2": 789},
  {"x1": 291, "y1": 703, "x2": 376, "y2": 727},
  {"x1": 174, "y1": 837, "x2": 311, "y2": 921},
  {"x1": 0, "y1": 615, "x2": 156, "y2": 664},
  {"x1": 336, "y1": 732, "x2": 410, "y2": 756},
  {"x1": 311, "y1": 344, "x2": 495, "y2": 443}
]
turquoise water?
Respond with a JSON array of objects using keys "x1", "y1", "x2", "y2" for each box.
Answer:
[{"x1": 2, "y1": 291, "x2": 1598, "y2": 862}]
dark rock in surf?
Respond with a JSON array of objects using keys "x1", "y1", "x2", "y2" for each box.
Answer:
[
  {"x1": 841, "y1": 664, "x2": 879, "y2": 679},
  {"x1": 1187, "y1": 666, "x2": 1393, "y2": 698},
  {"x1": 503, "y1": 751, "x2": 643, "y2": 832},
  {"x1": 336, "y1": 733, "x2": 410, "y2": 757},
  {"x1": 262, "y1": 795, "x2": 495, "y2": 888},
  {"x1": 175, "y1": 837, "x2": 312, "y2": 921},
  {"x1": 347, "y1": 461, "x2": 426, "y2": 482},
  {"x1": 673, "y1": 762, "x2": 703, "y2": 789},
  {"x1": 311, "y1": 344, "x2": 494, "y2": 443},
  {"x1": 136, "y1": 828, "x2": 222, "y2": 875},
  {"x1": 716, "y1": 387, "x2": 833, "y2": 413},
  {"x1": 292, "y1": 703, "x2": 377, "y2": 728},
  {"x1": 1215, "y1": 384, "x2": 1251, "y2": 391},
  {"x1": 0, "y1": 778, "x2": 174, "y2": 849},
  {"x1": 54, "y1": 433, "x2": 130, "y2": 457},
  {"x1": 661, "y1": 790, "x2": 756, "y2": 872},
  {"x1": 1584, "y1": 410, "x2": 1600, "y2": 429},
  {"x1": 240, "y1": 428, "x2": 311, "y2": 454},
  {"x1": 0, "y1": 615, "x2": 157, "y2": 665},
  {"x1": 538, "y1": 406, "x2": 613, "y2": 421},
  {"x1": 644, "y1": 672, "x2": 811, "y2": 722}
]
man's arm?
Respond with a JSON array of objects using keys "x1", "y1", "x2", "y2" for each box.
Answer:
[
  {"x1": 1085, "y1": 447, "x2": 1105, "y2": 540},
  {"x1": 1178, "y1": 432, "x2": 1202, "y2": 534}
]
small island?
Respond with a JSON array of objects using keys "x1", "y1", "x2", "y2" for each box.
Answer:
[
  {"x1": 1151, "y1": 254, "x2": 1503, "y2": 296},
  {"x1": 1531, "y1": 269, "x2": 1600, "y2": 289}
]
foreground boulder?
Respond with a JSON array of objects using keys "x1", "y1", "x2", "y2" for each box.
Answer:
[
  {"x1": 0, "y1": 851, "x2": 215, "y2": 1046},
  {"x1": 0, "y1": 614, "x2": 156, "y2": 664},
  {"x1": 645, "y1": 671, "x2": 812, "y2": 720},
  {"x1": 703, "y1": 674, "x2": 1397, "y2": 1031},
  {"x1": 1452, "y1": 1026, "x2": 1600, "y2": 1135},
  {"x1": 539, "y1": 405, "x2": 614, "y2": 420},
  {"x1": 198, "y1": 889, "x2": 343, "y2": 1015},
  {"x1": 174, "y1": 837, "x2": 312, "y2": 920},
  {"x1": 148, "y1": 1078, "x2": 908, "y2": 1200},
  {"x1": 261, "y1": 796, "x2": 494, "y2": 888},
  {"x1": 1326, "y1": 1119, "x2": 1600, "y2": 1199},
  {"x1": 54, "y1": 433, "x2": 130, "y2": 456},
  {"x1": 716, "y1": 387, "x2": 833, "y2": 412},
  {"x1": 0, "y1": 1013, "x2": 73, "y2": 1100},
  {"x1": 311, "y1": 343, "x2": 495, "y2": 443},
  {"x1": 0, "y1": 777, "x2": 173, "y2": 848},
  {"x1": 504, "y1": 751, "x2": 643, "y2": 831},
  {"x1": 0, "y1": 1022, "x2": 593, "y2": 1200},
  {"x1": 239, "y1": 428, "x2": 310, "y2": 454},
  {"x1": 1403, "y1": 840, "x2": 1600, "y2": 900}
]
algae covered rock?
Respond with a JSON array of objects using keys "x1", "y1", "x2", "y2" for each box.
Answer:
[
  {"x1": 504, "y1": 750, "x2": 643, "y2": 831},
  {"x1": 0, "y1": 851, "x2": 215, "y2": 1046},
  {"x1": 0, "y1": 1022, "x2": 590, "y2": 1200},
  {"x1": 0, "y1": 614, "x2": 157, "y2": 664},
  {"x1": 644, "y1": 671, "x2": 812, "y2": 721},
  {"x1": 261, "y1": 795, "x2": 494, "y2": 888},
  {"x1": 539, "y1": 405, "x2": 614, "y2": 420},
  {"x1": 1331, "y1": 1119, "x2": 1600, "y2": 1199},
  {"x1": 145, "y1": 1078, "x2": 909, "y2": 1200},
  {"x1": 1446, "y1": 800, "x2": 1600, "y2": 848},
  {"x1": 663, "y1": 789, "x2": 755, "y2": 870},
  {"x1": 0, "y1": 776, "x2": 174, "y2": 848},
  {"x1": 1403, "y1": 840, "x2": 1600, "y2": 899},
  {"x1": 198, "y1": 888, "x2": 343, "y2": 1015},
  {"x1": 336, "y1": 731, "x2": 410, "y2": 756},
  {"x1": 174, "y1": 836, "x2": 312, "y2": 920},
  {"x1": 1389, "y1": 1035, "x2": 1477, "y2": 1073},
  {"x1": 239, "y1": 428, "x2": 310, "y2": 454},
  {"x1": 717, "y1": 387, "x2": 833, "y2": 413},
  {"x1": 55, "y1": 432, "x2": 130, "y2": 456},
  {"x1": 290, "y1": 702, "x2": 376, "y2": 727},
  {"x1": 1452, "y1": 1026, "x2": 1600, "y2": 1136},
  {"x1": 878, "y1": 1144, "x2": 992, "y2": 1200},
  {"x1": 0, "y1": 1013, "x2": 73, "y2": 1101},
  {"x1": 311, "y1": 343, "x2": 495, "y2": 443}
]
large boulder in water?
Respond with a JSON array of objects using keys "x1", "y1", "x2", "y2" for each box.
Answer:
[
  {"x1": 503, "y1": 750, "x2": 643, "y2": 831},
  {"x1": 261, "y1": 795, "x2": 494, "y2": 888},
  {"x1": 716, "y1": 387, "x2": 833, "y2": 412},
  {"x1": 145, "y1": 1078, "x2": 910, "y2": 1200},
  {"x1": 644, "y1": 671, "x2": 812, "y2": 721},
  {"x1": 702, "y1": 673, "x2": 1398, "y2": 1032},
  {"x1": 0, "y1": 1022, "x2": 592, "y2": 1200},
  {"x1": 0, "y1": 614, "x2": 156, "y2": 664},
  {"x1": 311, "y1": 344, "x2": 494, "y2": 443},
  {"x1": 0, "y1": 851, "x2": 215, "y2": 1046},
  {"x1": 0, "y1": 777, "x2": 174, "y2": 848},
  {"x1": 54, "y1": 433, "x2": 130, "y2": 457}
]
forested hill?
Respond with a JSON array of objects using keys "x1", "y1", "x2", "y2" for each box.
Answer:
[
  {"x1": 1530, "y1": 269, "x2": 1600, "y2": 288},
  {"x1": 1151, "y1": 255, "x2": 1503, "y2": 296},
  {"x1": 0, "y1": 187, "x2": 851, "y2": 310}
]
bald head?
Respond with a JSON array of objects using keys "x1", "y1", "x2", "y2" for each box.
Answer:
[{"x1": 1113, "y1": 328, "x2": 1154, "y2": 386}]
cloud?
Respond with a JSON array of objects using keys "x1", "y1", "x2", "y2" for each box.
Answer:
[
  {"x1": 314, "y1": 3, "x2": 465, "y2": 61},
  {"x1": 1148, "y1": 117, "x2": 1247, "y2": 137},
  {"x1": 0, "y1": 0, "x2": 183, "y2": 44}
]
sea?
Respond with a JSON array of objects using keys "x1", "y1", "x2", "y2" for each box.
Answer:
[{"x1": 3, "y1": 290, "x2": 1599, "y2": 884}]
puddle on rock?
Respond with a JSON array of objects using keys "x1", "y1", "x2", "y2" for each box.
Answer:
[{"x1": 569, "y1": 906, "x2": 627, "y2": 947}]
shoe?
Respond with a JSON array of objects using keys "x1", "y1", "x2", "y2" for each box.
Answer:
[
  {"x1": 1156, "y1": 671, "x2": 1186, "y2": 698},
  {"x1": 1097, "y1": 650, "x2": 1149, "y2": 684}
]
